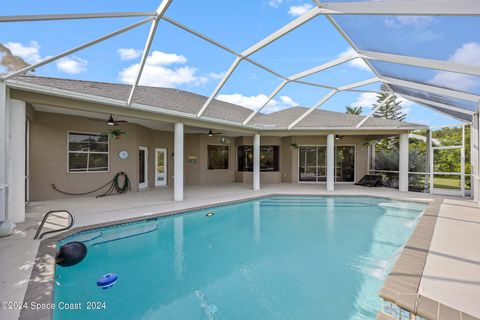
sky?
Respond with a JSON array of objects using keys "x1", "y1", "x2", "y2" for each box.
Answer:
[{"x1": 1, "y1": 0, "x2": 479, "y2": 126}]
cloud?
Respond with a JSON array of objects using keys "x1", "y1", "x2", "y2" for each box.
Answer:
[
  {"x1": 4, "y1": 41, "x2": 42, "y2": 64},
  {"x1": 429, "y1": 42, "x2": 480, "y2": 93},
  {"x1": 351, "y1": 92, "x2": 413, "y2": 112},
  {"x1": 216, "y1": 93, "x2": 298, "y2": 113},
  {"x1": 384, "y1": 16, "x2": 434, "y2": 29},
  {"x1": 351, "y1": 92, "x2": 377, "y2": 109},
  {"x1": 268, "y1": 0, "x2": 282, "y2": 8},
  {"x1": 119, "y1": 50, "x2": 212, "y2": 88},
  {"x1": 448, "y1": 42, "x2": 480, "y2": 66},
  {"x1": 206, "y1": 72, "x2": 225, "y2": 80},
  {"x1": 56, "y1": 56, "x2": 88, "y2": 74},
  {"x1": 288, "y1": 4, "x2": 313, "y2": 17},
  {"x1": 337, "y1": 47, "x2": 370, "y2": 71},
  {"x1": 118, "y1": 48, "x2": 142, "y2": 60}
]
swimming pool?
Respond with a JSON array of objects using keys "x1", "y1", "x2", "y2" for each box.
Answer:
[{"x1": 53, "y1": 196, "x2": 426, "y2": 320}]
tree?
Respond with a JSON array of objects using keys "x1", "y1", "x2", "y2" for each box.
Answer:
[
  {"x1": 373, "y1": 84, "x2": 406, "y2": 121},
  {"x1": 345, "y1": 105, "x2": 363, "y2": 115}
]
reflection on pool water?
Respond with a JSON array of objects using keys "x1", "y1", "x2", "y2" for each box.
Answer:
[{"x1": 54, "y1": 196, "x2": 426, "y2": 320}]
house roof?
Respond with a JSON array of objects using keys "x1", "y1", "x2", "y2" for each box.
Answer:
[{"x1": 10, "y1": 75, "x2": 425, "y2": 131}]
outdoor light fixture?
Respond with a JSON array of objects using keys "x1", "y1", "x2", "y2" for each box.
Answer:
[
  {"x1": 107, "y1": 115, "x2": 115, "y2": 126},
  {"x1": 208, "y1": 130, "x2": 213, "y2": 137},
  {"x1": 335, "y1": 135, "x2": 341, "y2": 140}
]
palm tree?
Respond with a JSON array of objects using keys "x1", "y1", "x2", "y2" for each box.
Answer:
[{"x1": 345, "y1": 106, "x2": 363, "y2": 115}]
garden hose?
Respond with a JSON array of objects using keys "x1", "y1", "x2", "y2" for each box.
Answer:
[{"x1": 52, "y1": 172, "x2": 131, "y2": 198}]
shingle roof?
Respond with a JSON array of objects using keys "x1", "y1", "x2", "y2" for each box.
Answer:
[
  {"x1": 11, "y1": 75, "x2": 425, "y2": 130},
  {"x1": 251, "y1": 107, "x2": 423, "y2": 129}
]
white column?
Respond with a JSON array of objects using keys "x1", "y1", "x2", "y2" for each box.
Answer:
[
  {"x1": 399, "y1": 133, "x2": 409, "y2": 192},
  {"x1": 253, "y1": 134, "x2": 260, "y2": 191},
  {"x1": 0, "y1": 83, "x2": 7, "y2": 222},
  {"x1": 7, "y1": 99, "x2": 26, "y2": 223},
  {"x1": 472, "y1": 113, "x2": 479, "y2": 201},
  {"x1": 174, "y1": 123, "x2": 184, "y2": 201},
  {"x1": 327, "y1": 134, "x2": 335, "y2": 192}
]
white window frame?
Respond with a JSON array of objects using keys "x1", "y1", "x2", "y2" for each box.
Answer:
[
  {"x1": 155, "y1": 147, "x2": 168, "y2": 187},
  {"x1": 67, "y1": 131, "x2": 110, "y2": 174},
  {"x1": 297, "y1": 144, "x2": 356, "y2": 184}
]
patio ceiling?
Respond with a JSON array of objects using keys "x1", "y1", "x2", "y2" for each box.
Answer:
[{"x1": 1, "y1": 0, "x2": 480, "y2": 127}]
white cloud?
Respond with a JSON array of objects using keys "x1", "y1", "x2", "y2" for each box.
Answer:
[
  {"x1": 337, "y1": 47, "x2": 370, "y2": 71},
  {"x1": 268, "y1": 0, "x2": 282, "y2": 8},
  {"x1": 429, "y1": 42, "x2": 480, "y2": 93},
  {"x1": 351, "y1": 92, "x2": 377, "y2": 109},
  {"x1": 448, "y1": 42, "x2": 480, "y2": 66},
  {"x1": 384, "y1": 16, "x2": 434, "y2": 29},
  {"x1": 288, "y1": 3, "x2": 313, "y2": 17},
  {"x1": 206, "y1": 72, "x2": 225, "y2": 80},
  {"x1": 56, "y1": 56, "x2": 88, "y2": 74},
  {"x1": 351, "y1": 92, "x2": 413, "y2": 112},
  {"x1": 119, "y1": 50, "x2": 210, "y2": 88},
  {"x1": 217, "y1": 93, "x2": 298, "y2": 113},
  {"x1": 4, "y1": 41, "x2": 42, "y2": 64},
  {"x1": 118, "y1": 48, "x2": 142, "y2": 60},
  {"x1": 146, "y1": 51, "x2": 187, "y2": 65}
]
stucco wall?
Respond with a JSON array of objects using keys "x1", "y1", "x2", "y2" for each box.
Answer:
[
  {"x1": 29, "y1": 112, "x2": 374, "y2": 201},
  {"x1": 29, "y1": 112, "x2": 139, "y2": 200}
]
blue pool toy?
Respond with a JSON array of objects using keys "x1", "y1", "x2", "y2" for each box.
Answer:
[{"x1": 96, "y1": 273, "x2": 118, "y2": 289}]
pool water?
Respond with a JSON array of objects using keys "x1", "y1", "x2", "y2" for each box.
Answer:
[{"x1": 54, "y1": 196, "x2": 426, "y2": 320}]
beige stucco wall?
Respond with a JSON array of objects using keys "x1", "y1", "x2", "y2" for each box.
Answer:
[
  {"x1": 29, "y1": 112, "x2": 375, "y2": 201},
  {"x1": 29, "y1": 112, "x2": 139, "y2": 201}
]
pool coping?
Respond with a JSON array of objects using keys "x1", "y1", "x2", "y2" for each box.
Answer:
[
  {"x1": 376, "y1": 198, "x2": 479, "y2": 320},
  {"x1": 19, "y1": 193, "x2": 439, "y2": 320}
]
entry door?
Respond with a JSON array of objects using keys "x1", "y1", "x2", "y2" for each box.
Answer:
[
  {"x1": 155, "y1": 148, "x2": 167, "y2": 187},
  {"x1": 139, "y1": 147, "x2": 148, "y2": 189}
]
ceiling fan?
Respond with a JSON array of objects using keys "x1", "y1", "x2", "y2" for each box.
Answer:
[
  {"x1": 208, "y1": 129, "x2": 222, "y2": 136},
  {"x1": 88, "y1": 114, "x2": 129, "y2": 126}
]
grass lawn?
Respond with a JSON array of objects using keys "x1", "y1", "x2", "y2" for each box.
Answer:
[
  {"x1": 411, "y1": 175, "x2": 468, "y2": 190},
  {"x1": 433, "y1": 176, "x2": 461, "y2": 190}
]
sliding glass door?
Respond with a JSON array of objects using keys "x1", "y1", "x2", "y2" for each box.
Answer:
[{"x1": 299, "y1": 145, "x2": 355, "y2": 183}]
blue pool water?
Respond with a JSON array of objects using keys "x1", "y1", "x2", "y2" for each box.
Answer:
[{"x1": 53, "y1": 196, "x2": 426, "y2": 320}]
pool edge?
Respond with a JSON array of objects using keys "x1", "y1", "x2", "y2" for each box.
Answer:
[{"x1": 19, "y1": 193, "x2": 435, "y2": 320}]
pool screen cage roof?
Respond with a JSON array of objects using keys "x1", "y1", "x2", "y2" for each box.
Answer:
[{"x1": 1, "y1": 0, "x2": 480, "y2": 128}]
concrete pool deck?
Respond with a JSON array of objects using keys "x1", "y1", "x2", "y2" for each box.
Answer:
[{"x1": 1, "y1": 183, "x2": 479, "y2": 320}]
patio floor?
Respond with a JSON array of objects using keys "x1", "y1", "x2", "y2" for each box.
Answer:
[{"x1": 1, "y1": 183, "x2": 479, "y2": 320}]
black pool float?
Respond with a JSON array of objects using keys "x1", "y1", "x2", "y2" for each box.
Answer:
[{"x1": 56, "y1": 241, "x2": 87, "y2": 267}]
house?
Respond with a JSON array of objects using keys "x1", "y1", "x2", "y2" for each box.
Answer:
[{"x1": 2, "y1": 75, "x2": 424, "y2": 223}]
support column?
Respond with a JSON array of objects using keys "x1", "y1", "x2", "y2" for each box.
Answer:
[
  {"x1": 472, "y1": 113, "x2": 479, "y2": 201},
  {"x1": 174, "y1": 123, "x2": 184, "y2": 201},
  {"x1": 426, "y1": 129, "x2": 432, "y2": 193},
  {"x1": 7, "y1": 99, "x2": 26, "y2": 223},
  {"x1": 253, "y1": 134, "x2": 260, "y2": 191},
  {"x1": 327, "y1": 134, "x2": 335, "y2": 192},
  {"x1": 399, "y1": 133, "x2": 409, "y2": 192},
  {"x1": 0, "y1": 83, "x2": 6, "y2": 222}
]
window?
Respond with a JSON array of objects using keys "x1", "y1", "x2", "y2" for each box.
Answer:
[
  {"x1": 207, "y1": 145, "x2": 229, "y2": 170},
  {"x1": 68, "y1": 132, "x2": 109, "y2": 172},
  {"x1": 238, "y1": 146, "x2": 280, "y2": 172}
]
